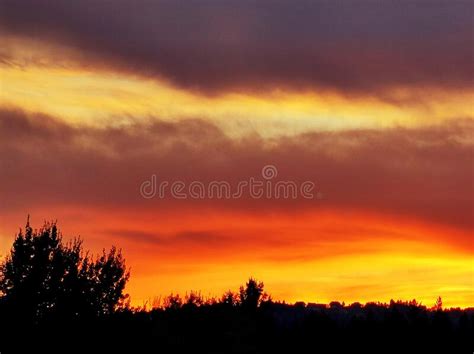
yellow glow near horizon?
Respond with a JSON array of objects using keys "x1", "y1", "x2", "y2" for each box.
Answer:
[{"x1": 128, "y1": 252, "x2": 473, "y2": 309}]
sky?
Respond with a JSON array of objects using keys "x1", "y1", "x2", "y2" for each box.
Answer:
[{"x1": 0, "y1": 0, "x2": 473, "y2": 307}]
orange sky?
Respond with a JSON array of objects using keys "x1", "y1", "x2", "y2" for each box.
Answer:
[
  {"x1": 0, "y1": 1, "x2": 473, "y2": 308},
  {"x1": 1, "y1": 206, "x2": 472, "y2": 308}
]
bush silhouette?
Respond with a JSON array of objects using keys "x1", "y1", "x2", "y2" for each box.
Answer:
[{"x1": 0, "y1": 218, "x2": 129, "y2": 324}]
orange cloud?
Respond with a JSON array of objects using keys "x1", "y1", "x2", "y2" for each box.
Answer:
[{"x1": 1, "y1": 108, "x2": 472, "y2": 232}]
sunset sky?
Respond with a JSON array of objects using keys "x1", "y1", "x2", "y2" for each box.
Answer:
[{"x1": 0, "y1": 0, "x2": 473, "y2": 308}]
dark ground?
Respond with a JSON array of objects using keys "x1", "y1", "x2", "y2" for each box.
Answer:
[{"x1": 1, "y1": 300, "x2": 472, "y2": 353}]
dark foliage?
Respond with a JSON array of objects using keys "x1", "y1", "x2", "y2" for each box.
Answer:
[
  {"x1": 0, "y1": 218, "x2": 129, "y2": 326},
  {"x1": 0, "y1": 219, "x2": 472, "y2": 353},
  {"x1": 239, "y1": 277, "x2": 266, "y2": 311}
]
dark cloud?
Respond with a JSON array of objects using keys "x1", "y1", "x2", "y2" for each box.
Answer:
[
  {"x1": 1, "y1": 0, "x2": 472, "y2": 94},
  {"x1": 100, "y1": 226, "x2": 399, "y2": 263},
  {"x1": 103, "y1": 229, "x2": 233, "y2": 248},
  {"x1": 0, "y1": 108, "x2": 472, "y2": 237}
]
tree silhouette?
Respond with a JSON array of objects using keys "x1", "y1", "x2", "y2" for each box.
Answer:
[
  {"x1": 221, "y1": 290, "x2": 239, "y2": 307},
  {"x1": 239, "y1": 277, "x2": 265, "y2": 310},
  {"x1": 433, "y1": 296, "x2": 443, "y2": 311},
  {"x1": 163, "y1": 293, "x2": 182, "y2": 310},
  {"x1": 0, "y1": 218, "x2": 129, "y2": 324}
]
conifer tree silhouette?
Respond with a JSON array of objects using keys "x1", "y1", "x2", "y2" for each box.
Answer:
[{"x1": 239, "y1": 277, "x2": 265, "y2": 310}]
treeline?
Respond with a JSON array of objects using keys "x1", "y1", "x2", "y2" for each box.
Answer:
[
  {"x1": 116, "y1": 296, "x2": 473, "y2": 353},
  {"x1": 0, "y1": 220, "x2": 472, "y2": 353}
]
